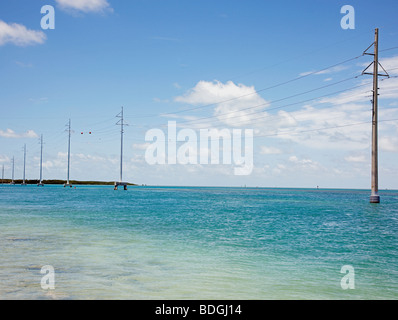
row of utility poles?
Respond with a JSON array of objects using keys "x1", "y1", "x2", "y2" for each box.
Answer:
[
  {"x1": 1, "y1": 137, "x2": 44, "y2": 186},
  {"x1": 62, "y1": 106, "x2": 127, "y2": 189},
  {"x1": 2, "y1": 106, "x2": 126, "y2": 189},
  {"x1": 1, "y1": 29, "x2": 390, "y2": 202}
]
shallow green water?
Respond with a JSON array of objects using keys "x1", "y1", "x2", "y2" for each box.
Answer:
[{"x1": 0, "y1": 185, "x2": 397, "y2": 299}]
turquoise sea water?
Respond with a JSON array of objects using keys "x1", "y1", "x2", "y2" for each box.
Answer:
[{"x1": 0, "y1": 185, "x2": 397, "y2": 300}]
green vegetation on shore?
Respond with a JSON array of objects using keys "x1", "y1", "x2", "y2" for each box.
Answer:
[{"x1": 0, "y1": 179, "x2": 136, "y2": 186}]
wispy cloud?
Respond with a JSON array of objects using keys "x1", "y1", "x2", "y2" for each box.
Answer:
[
  {"x1": 362, "y1": 55, "x2": 398, "y2": 76},
  {"x1": 0, "y1": 129, "x2": 38, "y2": 139},
  {"x1": 380, "y1": 136, "x2": 398, "y2": 152},
  {"x1": 153, "y1": 97, "x2": 170, "y2": 103},
  {"x1": 299, "y1": 65, "x2": 349, "y2": 77},
  {"x1": 133, "y1": 143, "x2": 152, "y2": 151},
  {"x1": 288, "y1": 155, "x2": 321, "y2": 170},
  {"x1": 0, "y1": 20, "x2": 46, "y2": 46},
  {"x1": 29, "y1": 97, "x2": 49, "y2": 104},
  {"x1": 0, "y1": 155, "x2": 10, "y2": 164},
  {"x1": 15, "y1": 61, "x2": 34, "y2": 68},
  {"x1": 55, "y1": 0, "x2": 112, "y2": 14},
  {"x1": 260, "y1": 146, "x2": 282, "y2": 155},
  {"x1": 318, "y1": 83, "x2": 372, "y2": 105},
  {"x1": 344, "y1": 155, "x2": 367, "y2": 163}
]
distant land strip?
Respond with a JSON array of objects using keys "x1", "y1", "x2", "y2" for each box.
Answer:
[{"x1": 0, "y1": 179, "x2": 137, "y2": 186}]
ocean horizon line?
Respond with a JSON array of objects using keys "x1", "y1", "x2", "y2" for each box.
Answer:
[{"x1": 1, "y1": 181, "x2": 397, "y2": 192}]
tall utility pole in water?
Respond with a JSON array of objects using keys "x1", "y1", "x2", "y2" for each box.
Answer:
[
  {"x1": 115, "y1": 107, "x2": 128, "y2": 190},
  {"x1": 22, "y1": 144, "x2": 27, "y2": 185},
  {"x1": 38, "y1": 134, "x2": 44, "y2": 186},
  {"x1": 64, "y1": 119, "x2": 72, "y2": 187},
  {"x1": 11, "y1": 157, "x2": 15, "y2": 185},
  {"x1": 119, "y1": 106, "x2": 124, "y2": 183},
  {"x1": 362, "y1": 28, "x2": 389, "y2": 203}
]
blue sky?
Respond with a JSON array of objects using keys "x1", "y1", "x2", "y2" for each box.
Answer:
[{"x1": 1, "y1": 0, "x2": 398, "y2": 188}]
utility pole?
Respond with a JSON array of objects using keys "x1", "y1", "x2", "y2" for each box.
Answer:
[
  {"x1": 64, "y1": 119, "x2": 72, "y2": 188},
  {"x1": 38, "y1": 134, "x2": 44, "y2": 186},
  {"x1": 11, "y1": 157, "x2": 15, "y2": 185},
  {"x1": 119, "y1": 106, "x2": 124, "y2": 183},
  {"x1": 115, "y1": 107, "x2": 128, "y2": 190},
  {"x1": 22, "y1": 144, "x2": 27, "y2": 185},
  {"x1": 362, "y1": 28, "x2": 389, "y2": 203}
]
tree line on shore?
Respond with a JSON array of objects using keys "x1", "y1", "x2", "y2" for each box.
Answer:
[{"x1": 0, "y1": 179, "x2": 136, "y2": 186}]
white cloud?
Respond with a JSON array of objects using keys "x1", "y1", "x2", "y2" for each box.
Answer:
[
  {"x1": 289, "y1": 155, "x2": 318, "y2": 166},
  {"x1": 171, "y1": 76, "x2": 398, "y2": 164},
  {"x1": 153, "y1": 97, "x2": 170, "y2": 103},
  {"x1": 356, "y1": 55, "x2": 398, "y2": 100},
  {"x1": 175, "y1": 80, "x2": 270, "y2": 127},
  {"x1": 74, "y1": 153, "x2": 106, "y2": 162},
  {"x1": 133, "y1": 143, "x2": 151, "y2": 150},
  {"x1": 55, "y1": 0, "x2": 112, "y2": 13},
  {"x1": 25, "y1": 130, "x2": 38, "y2": 138},
  {"x1": 376, "y1": 55, "x2": 398, "y2": 76},
  {"x1": 0, "y1": 129, "x2": 39, "y2": 139},
  {"x1": 0, "y1": 20, "x2": 46, "y2": 46},
  {"x1": 378, "y1": 77, "x2": 398, "y2": 100},
  {"x1": 49, "y1": 151, "x2": 118, "y2": 169},
  {"x1": 42, "y1": 160, "x2": 54, "y2": 169},
  {"x1": 263, "y1": 103, "x2": 372, "y2": 150},
  {"x1": 344, "y1": 155, "x2": 367, "y2": 163},
  {"x1": 299, "y1": 65, "x2": 349, "y2": 77},
  {"x1": 0, "y1": 155, "x2": 10, "y2": 164},
  {"x1": 318, "y1": 83, "x2": 372, "y2": 105},
  {"x1": 260, "y1": 146, "x2": 282, "y2": 155},
  {"x1": 379, "y1": 136, "x2": 398, "y2": 152},
  {"x1": 272, "y1": 164, "x2": 286, "y2": 175}
]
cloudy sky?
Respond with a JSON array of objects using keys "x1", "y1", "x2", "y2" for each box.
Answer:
[{"x1": 1, "y1": 0, "x2": 398, "y2": 188}]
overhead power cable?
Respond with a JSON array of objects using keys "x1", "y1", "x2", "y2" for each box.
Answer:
[
  {"x1": 161, "y1": 77, "x2": 369, "y2": 128},
  {"x1": 129, "y1": 54, "x2": 366, "y2": 119}
]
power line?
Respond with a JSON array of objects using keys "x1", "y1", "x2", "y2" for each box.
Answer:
[
  {"x1": 127, "y1": 54, "x2": 366, "y2": 119},
  {"x1": 151, "y1": 73, "x2": 396, "y2": 130},
  {"x1": 133, "y1": 117, "x2": 398, "y2": 143},
  {"x1": 254, "y1": 118, "x2": 398, "y2": 139},
  {"x1": 227, "y1": 30, "x2": 372, "y2": 82},
  {"x1": 217, "y1": 90, "x2": 372, "y2": 130},
  {"x1": 161, "y1": 78, "x2": 370, "y2": 128},
  {"x1": 379, "y1": 46, "x2": 398, "y2": 53}
]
